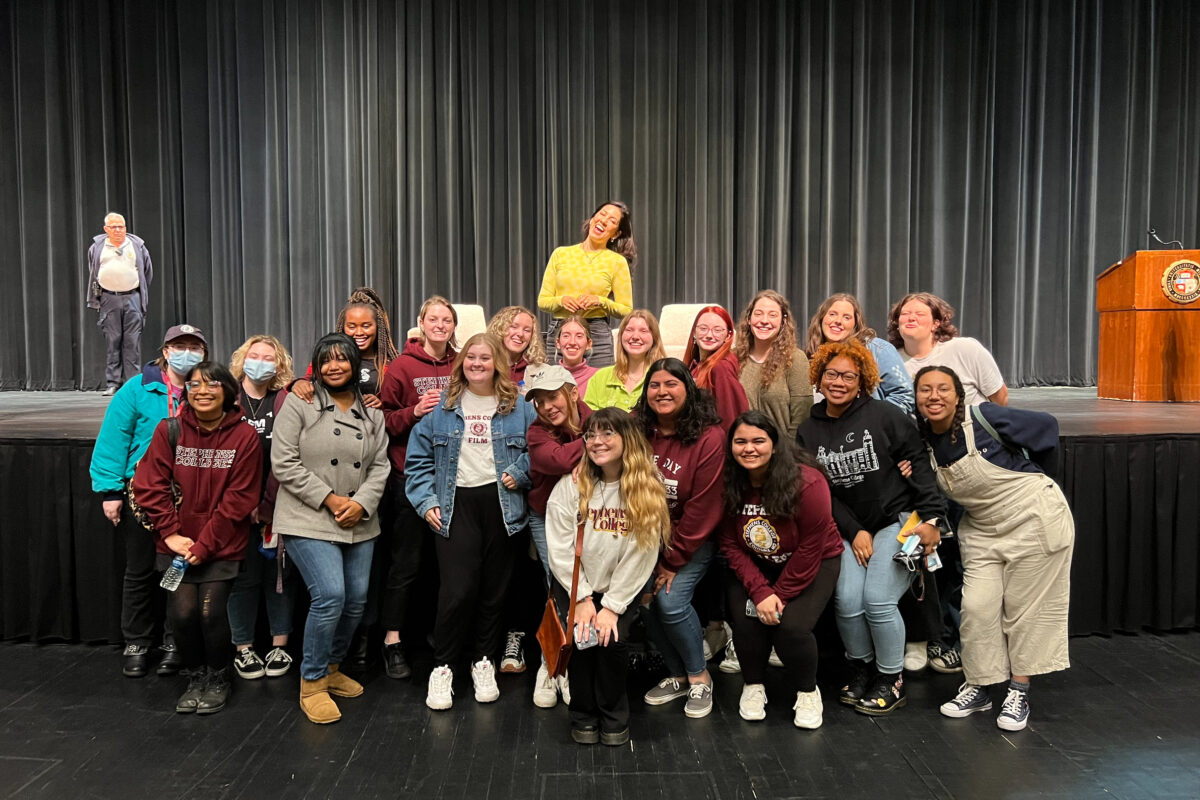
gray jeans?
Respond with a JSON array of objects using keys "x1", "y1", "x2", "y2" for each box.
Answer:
[{"x1": 98, "y1": 290, "x2": 144, "y2": 387}]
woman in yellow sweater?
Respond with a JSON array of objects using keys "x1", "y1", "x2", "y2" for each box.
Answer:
[{"x1": 538, "y1": 201, "x2": 637, "y2": 368}]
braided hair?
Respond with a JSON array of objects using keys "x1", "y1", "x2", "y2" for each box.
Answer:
[
  {"x1": 335, "y1": 286, "x2": 400, "y2": 375},
  {"x1": 913, "y1": 365, "x2": 967, "y2": 445}
]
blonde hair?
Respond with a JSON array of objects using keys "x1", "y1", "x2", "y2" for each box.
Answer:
[
  {"x1": 576, "y1": 408, "x2": 671, "y2": 552},
  {"x1": 614, "y1": 309, "x2": 667, "y2": 383},
  {"x1": 529, "y1": 385, "x2": 583, "y2": 436},
  {"x1": 444, "y1": 333, "x2": 519, "y2": 413},
  {"x1": 486, "y1": 305, "x2": 545, "y2": 366},
  {"x1": 229, "y1": 335, "x2": 294, "y2": 392},
  {"x1": 416, "y1": 295, "x2": 459, "y2": 350}
]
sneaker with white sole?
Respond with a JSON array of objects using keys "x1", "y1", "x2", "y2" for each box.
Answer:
[
  {"x1": 904, "y1": 641, "x2": 928, "y2": 672},
  {"x1": 532, "y1": 662, "x2": 558, "y2": 708},
  {"x1": 996, "y1": 687, "x2": 1030, "y2": 731},
  {"x1": 940, "y1": 682, "x2": 992, "y2": 718},
  {"x1": 702, "y1": 620, "x2": 730, "y2": 661},
  {"x1": 643, "y1": 677, "x2": 688, "y2": 705},
  {"x1": 426, "y1": 665, "x2": 454, "y2": 710},
  {"x1": 500, "y1": 631, "x2": 526, "y2": 673},
  {"x1": 233, "y1": 648, "x2": 266, "y2": 680},
  {"x1": 263, "y1": 647, "x2": 293, "y2": 678},
  {"x1": 718, "y1": 640, "x2": 741, "y2": 674},
  {"x1": 684, "y1": 682, "x2": 714, "y2": 718},
  {"x1": 472, "y1": 657, "x2": 500, "y2": 703},
  {"x1": 739, "y1": 683, "x2": 767, "y2": 721},
  {"x1": 556, "y1": 672, "x2": 572, "y2": 705},
  {"x1": 768, "y1": 647, "x2": 784, "y2": 668},
  {"x1": 793, "y1": 688, "x2": 824, "y2": 729},
  {"x1": 928, "y1": 642, "x2": 964, "y2": 674}
]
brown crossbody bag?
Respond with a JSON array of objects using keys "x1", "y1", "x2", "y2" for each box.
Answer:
[{"x1": 536, "y1": 519, "x2": 586, "y2": 678}]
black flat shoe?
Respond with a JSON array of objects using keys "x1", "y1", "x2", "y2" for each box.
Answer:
[
  {"x1": 601, "y1": 728, "x2": 630, "y2": 747},
  {"x1": 122, "y1": 644, "x2": 149, "y2": 678},
  {"x1": 382, "y1": 642, "x2": 412, "y2": 680},
  {"x1": 571, "y1": 726, "x2": 600, "y2": 745}
]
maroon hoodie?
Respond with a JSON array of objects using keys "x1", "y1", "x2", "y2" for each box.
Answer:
[
  {"x1": 690, "y1": 353, "x2": 749, "y2": 433},
  {"x1": 380, "y1": 338, "x2": 457, "y2": 474},
  {"x1": 131, "y1": 404, "x2": 263, "y2": 564},
  {"x1": 649, "y1": 423, "x2": 726, "y2": 572},
  {"x1": 528, "y1": 399, "x2": 593, "y2": 515}
]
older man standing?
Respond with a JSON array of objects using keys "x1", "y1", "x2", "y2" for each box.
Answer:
[{"x1": 86, "y1": 212, "x2": 154, "y2": 395}]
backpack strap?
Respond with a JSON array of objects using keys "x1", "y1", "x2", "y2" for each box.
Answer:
[
  {"x1": 167, "y1": 416, "x2": 181, "y2": 452},
  {"x1": 968, "y1": 404, "x2": 1029, "y2": 460}
]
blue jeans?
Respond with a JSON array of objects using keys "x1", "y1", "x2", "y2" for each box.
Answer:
[
  {"x1": 227, "y1": 531, "x2": 297, "y2": 646},
  {"x1": 527, "y1": 511, "x2": 552, "y2": 586},
  {"x1": 642, "y1": 540, "x2": 714, "y2": 677},
  {"x1": 834, "y1": 520, "x2": 912, "y2": 673},
  {"x1": 284, "y1": 535, "x2": 376, "y2": 681}
]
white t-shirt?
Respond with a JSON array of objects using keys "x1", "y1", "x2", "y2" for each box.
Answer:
[
  {"x1": 96, "y1": 240, "x2": 139, "y2": 292},
  {"x1": 902, "y1": 337, "x2": 1005, "y2": 406},
  {"x1": 457, "y1": 390, "x2": 499, "y2": 487}
]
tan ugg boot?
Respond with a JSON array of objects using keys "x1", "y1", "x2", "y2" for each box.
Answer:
[
  {"x1": 326, "y1": 664, "x2": 364, "y2": 698},
  {"x1": 300, "y1": 676, "x2": 341, "y2": 724}
]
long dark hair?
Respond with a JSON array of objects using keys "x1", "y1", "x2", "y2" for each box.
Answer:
[
  {"x1": 634, "y1": 357, "x2": 719, "y2": 445},
  {"x1": 580, "y1": 200, "x2": 638, "y2": 268},
  {"x1": 182, "y1": 362, "x2": 239, "y2": 412},
  {"x1": 913, "y1": 364, "x2": 967, "y2": 444}
]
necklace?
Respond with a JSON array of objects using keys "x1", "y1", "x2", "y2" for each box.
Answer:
[
  {"x1": 242, "y1": 389, "x2": 268, "y2": 420},
  {"x1": 598, "y1": 478, "x2": 620, "y2": 509}
]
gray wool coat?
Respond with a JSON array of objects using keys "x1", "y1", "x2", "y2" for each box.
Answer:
[{"x1": 270, "y1": 390, "x2": 390, "y2": 544}]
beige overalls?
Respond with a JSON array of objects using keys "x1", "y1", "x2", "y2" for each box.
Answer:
[{"x1": 929, "y1": 418, "x2": 1074, "y2": 686}]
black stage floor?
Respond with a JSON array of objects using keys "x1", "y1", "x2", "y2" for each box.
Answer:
[
  {"x1": 3, "y1": 387, "x2": 1199, "y2": 441},
  {"x1": 1, "y1": 633, "x2": 1198, "y2": 799}
]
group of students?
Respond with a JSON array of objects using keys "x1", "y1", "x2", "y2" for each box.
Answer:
[{"x1": 89, "y1": 200, "x2": 1074, "y2": 743}]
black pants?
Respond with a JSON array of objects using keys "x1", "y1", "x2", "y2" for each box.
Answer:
[
  {"x1": 501, "y1": 526, "x2": 546, "y2": 639},
  {"x1": 120, "y1": 498, "x2": 167, "y2": 646},
  {"x1": 98, "y1": 290, "x2": 143, "y2": 387},
  {"x1": 725, "y1": 556, "x2": 840, "y2": 691},
  {"x1": 432, "y1": 484, "x2": 515, "y2": 666},
  {"x1": 379, "y1": 480, "x2": 431, "y2": 634},
  {"x1": 168, "y1": 579, "x2": 233, "y2": 671},
  {"x1": 554, "y1": 583, "x2": 637, "y2": 734}
]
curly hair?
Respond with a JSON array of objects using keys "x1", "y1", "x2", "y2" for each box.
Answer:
[
  {"x1": 808, "y1": 339, "x2": 881, "y2": 398},
  {"x1": 443, "y1": 332, "x2": 519, "y2": 413},
  {"x1": 614, "y1": 309, "x2": 668, "y2": 383},
  {"x1": 734, "y1": 290, "x2": 799, "y2": 388},
  {"x1": 336, "y1": 286, "x2": 401, "y2": 370},
  {"x1": 415, "y1": 295, "x2": 459, "y2": 351},
  {"x1": 886, "y1": 292, "x2": 960, "y2": 349},
  {"x1": 804, "y1": 293, "x2": 877, "y2": 355},
  {"x1": 577, "y1": 407, "x2": 670, "y2": 552},
  {"x1": 683, "y1": 305, "x2": 737, "y2": 390},
  {"x1": 634, "y1": 357, "x2": 720, "y2": 446},
  {"x1": 486, "y1": 305, "x2": 546, "y2": 367},
  {"x1": 229, "y1": 334, "x2": 294, "y2": 392},
  {"x1": 913, "y1": 365, "x2": 967, "y2": 445},
  {"x1": 579, "y1": 200, "x2": 638, "y2": 268}
]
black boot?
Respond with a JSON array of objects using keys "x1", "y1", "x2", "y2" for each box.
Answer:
[
  {"x1": 839, "y1": 659, "x2": 875, "y2": 706},
  {"x1": 157, "y1": 636, "x2": 183, "y2": 676},
  {"x1": 197, "y1": 667, "x2": 230, "y2": 715},
  {"x1": 122, "y1": 643, "x2": 149, "y2": 678},
  {"x1": 346, "y1": 629, "x2": 370, "y2": 672},
  {"x1": 175, "y1": 667, "x2": 207, "y2": 714}
]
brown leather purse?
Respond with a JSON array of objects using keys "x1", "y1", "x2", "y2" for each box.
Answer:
[{"x1": 537, "y1": 519, "x2": 586, "y2": 678}]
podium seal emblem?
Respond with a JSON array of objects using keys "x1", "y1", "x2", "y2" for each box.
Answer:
[{"x1": 1162, "y1": 260, "x2": 1200, "y2": 304}]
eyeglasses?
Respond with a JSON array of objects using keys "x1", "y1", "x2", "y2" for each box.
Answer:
[
  {"x1": 583, "y1": 429, "x2": 619, "y2": 443},
  {"x1": 185, "y1": 380, "x2": 223, "y2": 391},
  {"x1": 695, "y1": 326, "x2": 727, "y2": 337},
  {"x1": 168, "y1": 344, "x2": 205, "y2": 354},
  {"x1": 822, "y1": 369, "x2": 860, "y2": 383}
]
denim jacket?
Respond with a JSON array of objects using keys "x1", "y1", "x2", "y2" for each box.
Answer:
[{"x1": 404, "y1": 395, "x2": 537, "y2": 537}]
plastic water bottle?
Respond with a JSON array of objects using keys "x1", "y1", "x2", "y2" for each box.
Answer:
[
  {"x1": 160, "y1": 555, "x2": 188, "y2": 591},
  {"x1": 517, "y1": 380, "x2": 526, "y2": 397}
]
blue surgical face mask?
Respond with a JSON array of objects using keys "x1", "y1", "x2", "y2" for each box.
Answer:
[
  {"x1": 243, "y1": 358, "x2": 277, "y2": 383},
  {"x1": 167, "y1": 350, "x2": 204, "y2": 375}
]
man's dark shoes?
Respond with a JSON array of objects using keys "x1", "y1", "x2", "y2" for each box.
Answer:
[{"x1": 122, "y1": 643, "x2": 149, "y2": 678}]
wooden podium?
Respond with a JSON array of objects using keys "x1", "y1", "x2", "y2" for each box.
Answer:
[{"x1": 1096, "y1": 250, "x2": 1200, "y2": 401}]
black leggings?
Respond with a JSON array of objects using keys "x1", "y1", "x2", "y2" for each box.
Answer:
[
  {"x1": 168, "y1": 579, "x2": 233, "y2": 671},
  {"x1": 725, "y1": 557, "x2": 840, "y2": 691}
]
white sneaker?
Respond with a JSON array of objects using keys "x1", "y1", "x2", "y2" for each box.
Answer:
[
  {"x1": 718, "y1": 639, "x2": 741, "y2": 674},
  {"x1": 793, "y1": 688, "x2": 824, "y2": 729},
  {"x1": 532, "y1": 662, "x2": 558, "y2": 708},
  {"x1": 904, "y1": 641, "x2": 928, "y2": 672},
  {"x1": 768, "y1": 647, "x2": 784, "y2": 668},
  {"x1": 556, "y1": 672, "x2": 572, "y2": 705},
  {"x1": 702, "y1": 620, "x2": 730, "y2": 661},
  {"x1": 472, "y1": 657, "x2": 500, "y2": 703},
  {"x1": 426, "y1": 665, "x2": 454, "y2": 710},
  {"x1": 500, "y1": 631, "x2": 526, "y2": 673},
  {"x1": 739, "y1": 683, "x2": 767, "y2": 721}
]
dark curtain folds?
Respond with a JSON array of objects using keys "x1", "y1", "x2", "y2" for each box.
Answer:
[{"x1": 3, "y1": 0, "x2": 1199, "y2": 390}]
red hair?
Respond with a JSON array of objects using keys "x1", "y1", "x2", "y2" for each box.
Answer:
[{"x1": 683, "y1": 305, "x2": 737, "y2": 389}]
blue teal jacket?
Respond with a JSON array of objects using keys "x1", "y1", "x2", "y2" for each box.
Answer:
[
  {"x1": 404, "y1": 395, "x2": 536, "y2": 537},
  {"x1": 90, "y1": 362, "x2": 174, "y2": 499},
  {"x1": 868, "y1": 337, "x2": 915, "y2": 415}
]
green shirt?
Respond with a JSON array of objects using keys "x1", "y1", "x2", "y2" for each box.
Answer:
[{"x1": 583, "y1": 365, "x2": 645, "y2": 412}]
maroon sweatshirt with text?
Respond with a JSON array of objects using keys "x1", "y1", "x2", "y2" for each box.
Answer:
[
  {"x1": 649, "y1": 423, "x2": 726, "y2": 571},
  {"x1": 380, "y1": 338, "x2": 457, "y2": 474}
]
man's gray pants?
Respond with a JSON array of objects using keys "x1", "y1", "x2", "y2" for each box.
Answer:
[{"x1": 98, "y1": 290, "x2": 144, "y2": 387}]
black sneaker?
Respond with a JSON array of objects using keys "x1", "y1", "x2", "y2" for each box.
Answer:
[
  {"x1": 856, "y1": 673, "x2": 906, "y2": 716},
  {"x1": 197, "y1": 667, "x2": 230, "y2": 715},
  {"x1": 838, "y1": 660, "x2": 874, "y2": 706},
  {"x1": 122, "y1": 643, "x2": 150, "y2": 678},
  {"x1": 928, "y1": 642, "x2": 964, "y2": 674},
  {"x1": 382, "y1": 642, "x2": 412, "y2": 680},
  {"x1": 157, "y1": 637, "x2": 183, "y2": 676},
  {"x1": 233, "y1": 648, "x2": 266, "y2": 680}
]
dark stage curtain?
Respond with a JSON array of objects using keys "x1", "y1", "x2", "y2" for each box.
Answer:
[{"x1": 3, "y1": 0, "x2": 1199, "y2": 390}]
